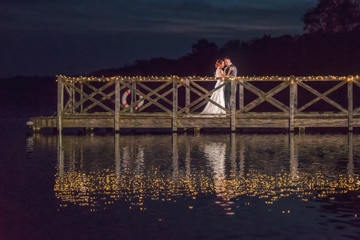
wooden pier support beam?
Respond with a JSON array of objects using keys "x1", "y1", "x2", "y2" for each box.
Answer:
[
  {"x1": 185, "y1": 79, "x2": 190, "y2": 114},
  {"x1": 131, "y1": 81, "x2": 136, "y2": 113},
  {"x1": 194, "y1": 127, "x2": 201, "y2": 136},
  {"x1": 289, "y1": 76, "x2": 297, "y2": 132},
  {"x1": 115, "y1": 79, "x2": 120, "y2": 132},
  {"x1": 172, "y1": 77, "x2": 178, "y2": 132},
  {"x1": 230, "y1": 80, "x2": 236, "y2": 132},
  {"x1": 71, "y1": 83, "x2": 75, "y2": 114},
  {"x1": 85, "y1": 127, "x2": 94, "y2": 134},
  {"x1": 57, "y1": 76, "x2": 63, "y2": 133},
  {"x1": 238, "y1": 79, "x2": 244, "y2": 110},
  {"x1": 299, "y1": 126, "x2": 305, "y2": 134},
  {"x1": 348, "y1": 76, "x2": 353, "y2": 132},
  {"x1": 80, "y1": 83, "x2": 83, "y2": 113}
]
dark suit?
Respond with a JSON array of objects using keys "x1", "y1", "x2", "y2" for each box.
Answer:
[{"x1": 224, "y1": 64, "x2": 237, "y2": 109}]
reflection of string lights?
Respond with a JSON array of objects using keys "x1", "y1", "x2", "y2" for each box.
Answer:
[
  {"x1": 56, "y1": 75, "x2": 360, "y2": 83},
  {"x1": 54, "y1": 167, "x2": 360, "y2": 212}
]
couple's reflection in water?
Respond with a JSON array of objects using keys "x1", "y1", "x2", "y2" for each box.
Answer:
[
  {"x1": 204, "y1": 141, "x2": 235, "y2": 214},
  {"x1": 48, "y1": 132, "x2": 359, "y2": 213}
]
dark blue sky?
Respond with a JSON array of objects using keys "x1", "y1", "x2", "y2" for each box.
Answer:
[{"x1": 0, "y1": 0, "x2": 317, "y2": 78}]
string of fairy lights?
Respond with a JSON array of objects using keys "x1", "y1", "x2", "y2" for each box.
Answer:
[{"x1": 56, "y1": 75, "x2": 360, "y2": 83}]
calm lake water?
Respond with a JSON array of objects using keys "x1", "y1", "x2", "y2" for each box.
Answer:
[{"x1": 1, "y1": 113, "x2": 360, "y2": 240}]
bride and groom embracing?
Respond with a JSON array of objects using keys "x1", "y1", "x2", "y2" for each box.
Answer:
[{"x1": 201, "y1": 57, "x2": 237, "y2": 114}]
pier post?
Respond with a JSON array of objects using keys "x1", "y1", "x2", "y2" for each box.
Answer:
[
  {"x1": 131, "y1": 81, "x2": 136, "y2": 113},
  {"x1": 194, "y1": 127, "x2": 201, "y2": 136},
  {"x1": 185, "y1": 79, "x2": 190, "y2": 114},
  {"x1": 289, "y1": 76, "x2": 297, "y2": 132},
  {"x1": 238, "y1": 79, "x2": 244, "y2": 110},
  {"x1": 115, "y1": 79, "x2": 120, "y2": 132},
  {"x1": 299, "y1": 126, "x2": 305, "y2": 134},
  {"x1": 71, "y1": 82, "x2": 75, "y2": 114},
  {"x1": 57, "y1": 76, "x2": 63, "y2": 133},
  {"x1": 230, "y1": 80, "x2": 236, "y2": 131},
  {"x1": 348, "y1": 76, "x2": 353, "y2": 132},
  {"x1": 80, "y1": 83, "x2": 83, "y2": 113},
  {"x1": 172, "y1": 77, "x2": 178, "y2": 132}
]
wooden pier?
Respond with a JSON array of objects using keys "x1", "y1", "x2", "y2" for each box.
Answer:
[{"x1": 29, "y1": 75, "x2": 360, "y2": 133}]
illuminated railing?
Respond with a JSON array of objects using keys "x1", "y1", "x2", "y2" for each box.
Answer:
[{"x1": 56, "y1": 75, "x2": 360, "y2": 131}]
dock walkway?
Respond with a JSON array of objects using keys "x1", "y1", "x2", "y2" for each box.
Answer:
[{"x1": 29, "y1": 75, "x2": 360, "y2": 133}]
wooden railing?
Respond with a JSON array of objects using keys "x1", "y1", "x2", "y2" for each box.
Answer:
[{"x1": 56, "y1": 75, "x2": 360, "y2": 132}]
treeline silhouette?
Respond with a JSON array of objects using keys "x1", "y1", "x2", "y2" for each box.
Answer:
[
  {"x1": 92, "y1": 0, "x2": 360, "y2": 77},
  {"x1": 90, "y1": 31, "x2": 360, "y2": 77}
]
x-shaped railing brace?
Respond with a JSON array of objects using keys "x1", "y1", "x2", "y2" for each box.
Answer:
[
  {"x1": 178, "y1": 80, "x2": 229, "y2": 114},
  {"x1": 81, "y1": 81, "x2": 116, "y2": 113},
  {"x1": 297, "y1": 81, "x2": 347, "y2": 113},
  {"x1": 62, "y1": 81, "x2": 114, "y2": 114},
  {"x1": 238, "y1": 80, "x2": 290, "y2": 113},
  {"x1": 120, "y1": 81, "x2": 174, "y2": 114},
  {"x1": 135, "y1": 81, "x2": 174, "y2": 111}
]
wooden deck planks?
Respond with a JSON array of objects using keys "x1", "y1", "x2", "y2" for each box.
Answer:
[{"x1": 30, "y1": 113, "x2": 360, "y2": 131}]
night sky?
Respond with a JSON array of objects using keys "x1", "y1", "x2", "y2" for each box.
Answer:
[{"x1": 1, "y1": 0, "x2": 317, "y2": 78}]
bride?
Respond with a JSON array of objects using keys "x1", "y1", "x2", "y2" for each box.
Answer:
[{"x1": 201, "y1": 59, "x2": 227, "y2": 114}]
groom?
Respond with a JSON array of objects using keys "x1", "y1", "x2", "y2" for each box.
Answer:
[{"x1": 224, "y1": 57, "x2": 237, "y2": 110}]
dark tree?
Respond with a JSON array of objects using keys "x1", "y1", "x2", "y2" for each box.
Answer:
[
  {"x1": 218, "y1": 39, "x2": 249, "y2": 75},
  {"x1": 178, "y1": 39, "x2": 218, "y2": 76},
  {"x1": 190, "y1": 38, "x2": 218, "y2": 54},
  {"x1": 302, "y1": 0, "x2": 360, "y2": 33}
]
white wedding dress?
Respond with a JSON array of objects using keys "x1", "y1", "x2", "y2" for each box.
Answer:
[{"x1": 200, "y1": 68, "x2": 226, "y2": 114}]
